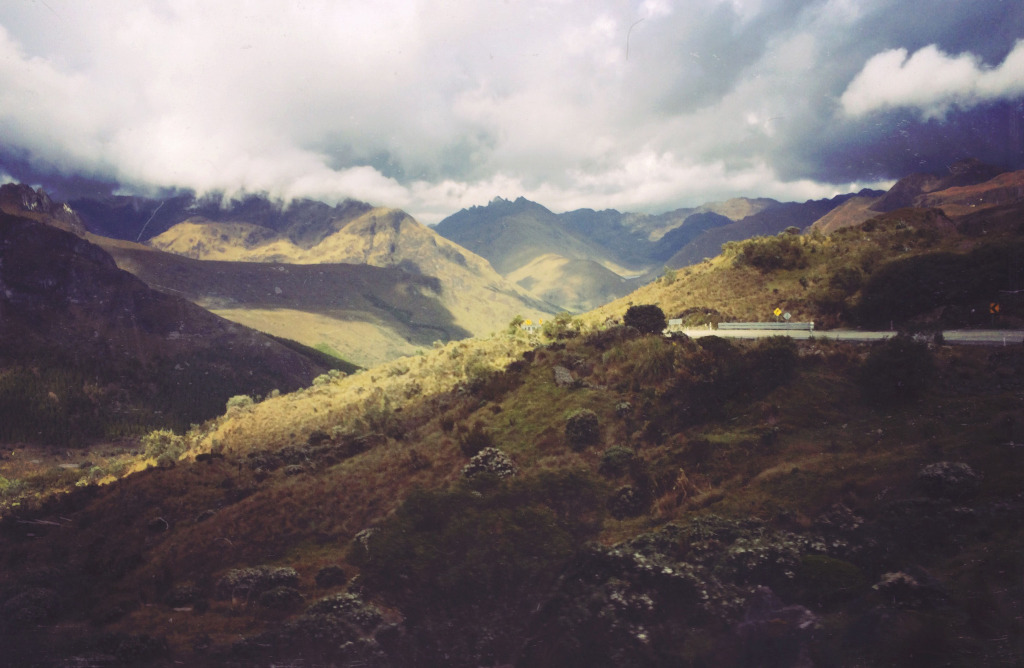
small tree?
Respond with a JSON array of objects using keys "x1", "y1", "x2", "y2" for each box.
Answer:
[{"x1": 623, "y1": 304, "x2": 667, "y2": 335}]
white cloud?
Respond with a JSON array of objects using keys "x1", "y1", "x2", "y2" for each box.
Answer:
[
  {"x1": 841, "y1": 40, "x2": 1024, "y2": 119},
  {"x1": 0, "y1": 1, "x2": 1020, "y2": 221}
]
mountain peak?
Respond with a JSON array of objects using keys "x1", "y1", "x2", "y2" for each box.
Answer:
[{"x1": 0, "y1": 182, "x2": 87, "y2": 236}]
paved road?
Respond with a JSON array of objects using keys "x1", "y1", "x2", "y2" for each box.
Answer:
[{"x1": 679, "y1": 328, "x2": 1024, "y2": 346}]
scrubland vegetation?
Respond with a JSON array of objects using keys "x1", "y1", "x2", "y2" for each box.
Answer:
[{"x1": 2, "y1": 206, "x2": 1023, "y2": 666}]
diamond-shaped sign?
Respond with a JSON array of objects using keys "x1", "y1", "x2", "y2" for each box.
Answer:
[{"x1": 773, "y1": 307, "x2": 782, "y2": 317}]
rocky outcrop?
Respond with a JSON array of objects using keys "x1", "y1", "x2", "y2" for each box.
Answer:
[{"x1": 0, "y1": 183, "x2": 87, "y2": 235}]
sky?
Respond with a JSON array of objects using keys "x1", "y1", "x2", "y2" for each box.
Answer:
[{"x1": 0, "y1": 0, "x2": 1022, "y2": 224}]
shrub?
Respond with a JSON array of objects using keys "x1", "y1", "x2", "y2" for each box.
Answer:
[
  {"x1": 259, "y1": 586, "x2": 305, "y2": 610},
  {"x1": 735, "y1": 234, "x2": 807, "y2": 272},
  {"x1": 598, "y1": 446, "x2": 635, "y2": 478},
  {"x1": 215, "y1": 566, "x2": 300, "y2": 601},
  {"x1": 306, "y1": 593, "x2": 383, "y2": 631},
  {"x1": 141, "y1": 429, "x2": 185, "y2": 463},
  {"x1": 746, "y1": 336, "x2": 799, "y2": 392},
  {"x1": 609, "y1": 485, "x2": 647, "y2": 519},
  {"x1": 1, "y1": 587, "x2": 60, "y2": 628},
  {"x1": 627, "y1": 335, "x2": 676, "y2": 383},
  {"x1": 916, "y1": 461, "x2": 981, "y2": 500},
  {"x1": 542, "y1": 312, "x2": 581, "y2": 340},
  {"x1": 462, "y1": 447, "x2": 517, "y2": 479},
  {"x1": 314, "y1": 566, "x2": 348, "y2": 589},
  {"x1": 226, "y1": 394, "x2": 254, "y2": 411},
  {"x1": 458, "y1": 421, "x2": 494, "y2": 457},
  {"x1": 623, "y1": 304, "x2": 667, "y2": 335},
  {"x1": 565, "y1": 409, "x2": 600, "y2": 450},
  {"x1": 797, "y1": 555, "x2": 867, "y2": 608},
  {"x1": 857, "y1": 335, "x2": 934, "y2": 406}
]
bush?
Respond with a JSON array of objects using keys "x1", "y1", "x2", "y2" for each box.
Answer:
[
  {"x1": 626, "y1": 336, "x2": 676, "y2": 383},
  {"x1": 916, "y1": 461, "x2": 981, "y2": 500},
  {"x1": 609, "y1": 485, "x2": 647, "y2": 519},
  {"x1": 259, "y1": 586, "x2": 305, "y2": 610},
  {"x1": 462, "y1": 447, "x2": 517, "y2": 479},
  {"x1": 1, "y1": 587, "x2": 60, "y2": 628},
  {"x1": 623, "y1": 304, "x2": 667, "y2": 335},
  {"x1": 857, "y1": 335, "x2": 934, "y2": 406},
  {"x1": 797, "y1": 555, "x2": 867, "y2": 608},
  {"x1": 565, "y1": 409, "x2": 600, "y2": 450},
  {"x1": 458, "y1": 421, "x2": 494, "y2": 457},
  {"x1": 226, "y1": 394, "x2": 254, "y2": 411},
  {"x1": 734, "y1": 234, "x2": 807, "y2": 272},
  {"x1": 314, "y1": 566, "x2": 348, "y2": 589},
  {"x1": 598, "y1": 446, "x2": 635, "y2": 478},
  {"x1": 306, "y1": 593, "x2": 383, "y2": 631},
  {"x1": 542, "y1": 312, "x2": 582, "y2": 340},
  {"x1": 215, "y1": 565, "x2": 300, "y2": 601},
  {"x1": 141, "y1": 429, "x2": 185, "y2": 463}
]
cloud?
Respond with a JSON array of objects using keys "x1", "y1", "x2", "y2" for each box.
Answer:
[
  {"x1": 841, "y1": 41, "x2": 1024, "y2": 119},
  {"x1": 0, "y1": 1, "x2": 1021, "y2": 222}
]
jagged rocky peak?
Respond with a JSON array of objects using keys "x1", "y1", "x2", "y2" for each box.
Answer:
[{"x1": 0, "y1": 183, "x2": 87, "y2": 236}]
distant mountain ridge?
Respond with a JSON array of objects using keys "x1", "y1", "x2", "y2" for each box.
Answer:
[
  {"x1": 812, "y1": 161, "x2": 1020, "y2": 234},
  {"x1": 58, "y1": 192, "x2": 559, "y2": 364},
  {"x1": 433, "y1": 193, "x2": 873, "y2": 310}
]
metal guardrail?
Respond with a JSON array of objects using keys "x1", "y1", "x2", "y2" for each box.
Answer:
[{"x1": 717, "y1": 322, "x2": 815, "y2": 331}]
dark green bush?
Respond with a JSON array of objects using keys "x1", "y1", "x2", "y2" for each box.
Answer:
[
  {"x1": 796, "y1": 555, "x2": 867, "y2": 608},
  {"x1": 259, "y1": 586, "x2": 305, "y2": 610},
  {"x1": 215, "y1": 566, "x2": 300, "y2": 601},
  {"x1": 314, "y1": 566, "x2": 347, "y2": 589},
  {"x1": 458, "y1": 421, "x2": 494, "y2": 457},
  {"x1": 734, "y1": 234, "x2": 807, "y2": 272},
  {"x1": 609, "y1": 485, "x2": 647, "y2": 519},
  {"x1": 745, "y1": 336, "x2": 799, "y2": 392},
  {"x1": 857, "y1": 335, "x2": 934, "y2": 406},
  {"x1": 598, "y1": 446, "x2": 636, "y2": 478},
  {"x1": 623, "y1": 304, "x2": 667, "y2": 335},
  {"x1": 565, "y1": 409, "x2": 600, "y2": 450}
]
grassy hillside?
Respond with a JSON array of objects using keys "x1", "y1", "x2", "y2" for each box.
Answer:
[
  {"x1": 144, "y1": 207, "x2": 557, "y2": 349},
  {"x1": 2, "y1": 203, "x2": 1023, "y2": 666},
  {"x1": 507, "y1": 254, "x2": 640, "y2": 312},
  {"x1": 96, "y1": 237, "x2": 470, "y2": 367},
  {"x1": 3, "y1": 316, "x2": 1023, "y2": 666},
  {"x1": 589, "y1": 205, "x2": 1024, "y2": 331}
]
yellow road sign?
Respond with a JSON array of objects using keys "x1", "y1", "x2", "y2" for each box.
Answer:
[{"x1": 773, "y1": 307, "x2": 782, "y2": 317}]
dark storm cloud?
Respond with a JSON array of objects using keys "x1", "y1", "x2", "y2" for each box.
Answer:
[{"x1": 0, "y1": 0, "x2": 1021, "y2": 222}]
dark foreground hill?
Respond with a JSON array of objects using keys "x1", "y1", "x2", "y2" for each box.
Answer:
[
  {"x1": 2, "y1": 320, "x2": 1023, "y2": 667},
  {"x1": 0, "y1": 213, "x2": 337, "y2": 443}
]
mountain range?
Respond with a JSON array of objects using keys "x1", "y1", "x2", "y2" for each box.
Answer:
[
  {"x1": 433, "y1": 192, "x2": 878, "y2": 311},
  {"x1": 2, "y1": 161, "x2": 1024, "y2": 665},
  {"x1": 64, "y1": 193, "x2": 559, "y2": 367}
]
